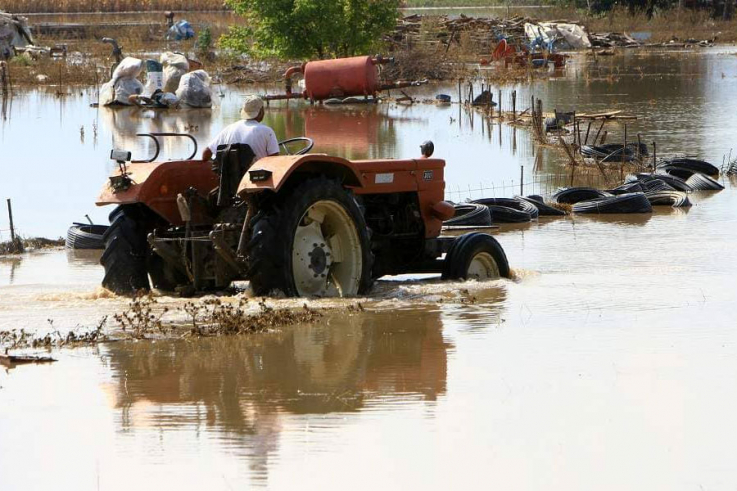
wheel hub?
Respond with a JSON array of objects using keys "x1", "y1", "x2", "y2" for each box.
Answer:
[{"x1": 308, "y1": 243, "x2": 332, "y2": 275}]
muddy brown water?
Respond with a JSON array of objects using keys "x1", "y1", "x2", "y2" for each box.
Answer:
[{"x1": 2, "y1": 49, "x2": 737, "y2": 490}]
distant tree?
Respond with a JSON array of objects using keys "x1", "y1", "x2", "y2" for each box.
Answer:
[{"x1": 220, "y1": 0, "x2": 400, "y2": 59}]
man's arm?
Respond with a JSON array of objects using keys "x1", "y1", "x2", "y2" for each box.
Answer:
[{"x1": 266, "y1": 129, "x2": 280, "y2": 156}]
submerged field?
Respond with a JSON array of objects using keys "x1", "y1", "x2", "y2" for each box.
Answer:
[{"x1": 2, "y1": 13, "x2": 737, "y2": 490}]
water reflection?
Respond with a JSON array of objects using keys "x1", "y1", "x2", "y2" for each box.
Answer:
[
  {"x1": 65, "y1": 248, "x2": 102, "y2": 266},
  {"x1": 103, "y1": 308, "x2": 451, "y2": 482},
  {"x1": 100, "y1": 106, "x2": 214, "y2": 162}
]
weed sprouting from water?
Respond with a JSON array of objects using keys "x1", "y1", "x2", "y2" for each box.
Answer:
[
  {"x1": 112, "y1": 292, "x2": 322, "y2": 340},
  {"x1": 113, "y1": 292, "x2": 169, "y2": 339},
  {"x1": 0, "y1": 316, "x2": 108, "y2": 350}
]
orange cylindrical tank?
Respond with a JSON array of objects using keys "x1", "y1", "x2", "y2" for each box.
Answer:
[{"x1": 303, "y1": 56, "x2": 378, "y2": 101}]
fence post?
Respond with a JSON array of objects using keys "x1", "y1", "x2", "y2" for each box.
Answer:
[
  {"x1": 512, "y1": 90, "x2": 516, "y2": 121},
  {"x1": 7, "y1": 198, "x2": 16, "y2": 243},
  {"x1": 520, "y1": 165, "x2": 524, "y2": 195}
]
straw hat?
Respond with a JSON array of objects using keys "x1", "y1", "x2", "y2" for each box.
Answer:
[{"x1": 241, "y1": 95, "x2": 264, "y2": 120}]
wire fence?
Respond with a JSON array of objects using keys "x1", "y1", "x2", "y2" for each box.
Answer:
[{"x1": 445, "y1": 166, "x2": 627, "y2": 202}]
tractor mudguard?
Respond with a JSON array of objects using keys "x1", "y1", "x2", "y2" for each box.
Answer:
[
  {"x1": 96, "y1": 160, "x2": 219, "y2": 226},
  {"x1": 237, "y1": 154, "x2": 364, "y2": 196}
]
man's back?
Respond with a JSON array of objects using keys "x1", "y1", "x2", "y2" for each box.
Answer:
[{"x1": 207, "y1": 120, "x2": 279, "y2": 161}]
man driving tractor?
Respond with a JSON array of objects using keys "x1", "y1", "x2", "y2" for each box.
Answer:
[{"x1": 201, "y1": 95, "x2": 279, "y2": 162}]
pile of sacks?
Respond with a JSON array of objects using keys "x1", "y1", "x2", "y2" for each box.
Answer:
[{"x1": 100, "y1": 51, "x2": 212, "y2": 108}]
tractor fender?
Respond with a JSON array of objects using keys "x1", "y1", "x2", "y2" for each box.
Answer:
[
  {"x1": 237, "y1": 154, "x2": 363, "y2": 197},
  {"x1": 96, "y1": 160, "x2": 218, "y2": 226}
]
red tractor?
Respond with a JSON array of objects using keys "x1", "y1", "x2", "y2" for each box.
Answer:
[{"x1": 96, "y1": 134, "x2": 510, "y2": 297}]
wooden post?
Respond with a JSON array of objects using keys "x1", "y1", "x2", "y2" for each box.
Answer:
[
  {"x1": 637, "y1": 133, "x2": 642, "y2": 166},
  {"x1": 536, "y1": 99, "x2": 543, "y2": 142},
  {"x1": 600, "y1": 131, "x2": 607, "y2": 144},
  {"x1": 498, "y1": 89, "x2": 502, "y2": 116},
  {"x1": 512, "y1": 90, "x2": 516, "y2": 121},
  {"x1": 458, "y1": 79, "x2": 461, "y2": 104},
  {"x1": 584, "y1": 121, "x2": 592, "y2": 145},
  {"x1": 652, "y1": 141, "x2": 657, "y2": 170},
  {"x1": 6, "y1": 198, "x2": 15, "y2": 243},
  {"x1": 520, "y1": 165, "x2": 524, "y2": 195},
  {"x1": 621, "y1": 124, "x2": 627, "y2": 180},
  {"x1": 593, "y1": 119, "x2": 606, "y2": 145}
]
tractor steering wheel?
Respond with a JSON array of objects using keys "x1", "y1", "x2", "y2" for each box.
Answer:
[{"x1": 279, "y1": 137, "x2": 314, "y2": 156}]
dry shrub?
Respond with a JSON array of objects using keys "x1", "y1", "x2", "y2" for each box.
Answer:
[{"x1": 382, "y1": 44, "x2": 453, "y2": 81}]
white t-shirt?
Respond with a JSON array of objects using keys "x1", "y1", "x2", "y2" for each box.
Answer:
[{"x1": 207, "y1": 120, "x2": 279, "y2": 161}]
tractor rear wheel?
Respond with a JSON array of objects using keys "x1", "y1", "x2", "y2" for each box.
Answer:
[
  {"x1": 101, "y1": 205, "x2": 188, "y2": 294},
  {"x1": 442, "y1": 232, "x2": 510, "y2": 281},
  {"x1": 100, "y1": 206, "x2": 151, "y2": 294},
  {"x1": 246, "y1": 177, "x2": 373, "y2": 297}
]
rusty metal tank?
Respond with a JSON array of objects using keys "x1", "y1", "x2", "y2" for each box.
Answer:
[{"x1": 303, "y1": 55, "x2": 379, "y2": 101}]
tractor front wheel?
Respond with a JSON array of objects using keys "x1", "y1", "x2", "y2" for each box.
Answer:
[
  {"x1": 442, "y1": 232, "x2": 510, "y2": 281},
  {"x1": 246, "y1": 177, "x2": 373, "y2": 297}
]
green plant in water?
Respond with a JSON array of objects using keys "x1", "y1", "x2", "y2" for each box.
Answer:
[{"x1": 196, "y1": 26, "x2": 213, "y2": 58}]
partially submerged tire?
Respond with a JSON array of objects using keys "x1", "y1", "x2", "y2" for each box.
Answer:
[
  {"x1": 442, "y1": 232, "x2": 510, "y2": 281},
  {"x1": 66, "y1": 224, "x2": 108, "y2": 250},
  {"x1": 472, "y1": 197, "x2": 539, "y2": 221},
  {"x1": 519, "y1": 196, "x2": 567, "y2": 216},
  {"x1": 629, "y1": 173, "x2": 693, "y2": 192},
  {"x1": 686, "y1": 172, "x2": 724, "y2": 191},
  {"x1": 246, "y1": 177, "x2": 373, "y2": 297},
  {"x1": 641, "y1": 178, "x2": 676, "y2": 192},
  {"x1": 444, "y1": 203, "x2": 492, "y2": 226},
  {"x1": 659, "y1": 158, "x2": 719, "y2": 178},
  {"x1": 572, "y1": 192, "x2": 653, "y2": 214},
  {"x1": 469, "y1": 197, "x2": 533, "y2": 223},
  {"x1": 607, "y1": 181, "x2": 646, "y2": 195},
  {"x1": 645, "y1": 190, "x2": 692, "y2": 207},
  {"x1": 552, "y1": 187, "x2": 612, "y2": 204},
  {"x1": 101, "y1": 206, "x2": 151, "y2": 293}
]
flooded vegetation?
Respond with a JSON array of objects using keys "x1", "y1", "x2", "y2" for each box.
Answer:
[{"x1": 3, "y1": 9, "x2": 737, "y2": 487}]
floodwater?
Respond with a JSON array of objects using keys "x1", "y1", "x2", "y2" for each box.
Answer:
[{"x1": 2, "y1": 48, "x2": 737, "y2": 490}]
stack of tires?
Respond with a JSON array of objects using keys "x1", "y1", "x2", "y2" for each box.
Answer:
[{"x1": 443, "y1": 195, "x2": 567, "y2": 228}]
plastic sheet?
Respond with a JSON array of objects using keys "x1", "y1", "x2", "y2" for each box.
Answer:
[
  {"x1": 166, "y1": 20, "x2": 195, "y2": 41},
  {"x1": 175, "y1": 70, "x2": 212, "y2": 108},
  {"x1": 160, "y1": 52, "x2": 189, "y2": 93}
]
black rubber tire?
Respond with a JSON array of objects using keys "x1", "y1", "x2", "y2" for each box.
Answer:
[
  {"x1": 471, "y1": 197, "x2": 537, "y2": 222},
  {"x1": 246, "y1": 177, "x2": 373, "y2": 297},
  {"x1": 444, "y1": 203, "x2": 492, "y2": 226},
  {"x1": 629, "y1": 173, "x2": 693, "y2": 193},
  {"x1": 100, "y1": 206, "x2": 151, "y2": 293},
  {"x1": 66, "y1": 224, "x2": 108, "y2": 250},
  {"x1": 519, "y1": 196, "x2": 567, "y2": 216},
  {"x1": 478, "y1": 197, "x2": 540, "y2": 219},
  {"x1": 441, "y1": 232, "x2": 510, "y2": 280},
  {"x1": 685, "y1": 172, "x2": 724, "y2": 191},
  {"x1": 641, "y1": 178, "x2": 676, "y2": 192},
  {"x1": 659, "y1": 158, "x2": 719, "y2": 178},
  {"x1": 655, "y1": 165, "x2": 695, "y2": 181},
  {"x1": 552, "y1": 187, "x2": 612, "y2": 204},
  {"x1": 572, "y1": 193, "x2": 653, "y2": 214},
  {"x1": 607, "y1": 181, "x2": 646, "y2": 195},
  {"x1": 645, "y1": 190, "x2": 692, "y2": 207}
]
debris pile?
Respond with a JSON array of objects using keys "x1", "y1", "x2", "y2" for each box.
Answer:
[
  {"x1": 0, "y1": 11, "x2": 34, "y2": 60},
  {"x1": 388, "y1": 14, "x2": 533, "y2": 53},
  {"x1": 389, "y1": 14, "x2": 648, "y2": 54},
  {"x1": 589, "y1": 32, "x2": 641, "y2": 48},
  {"x1": 99, "y1": 52, "x2": 212, "y2": 108}
]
